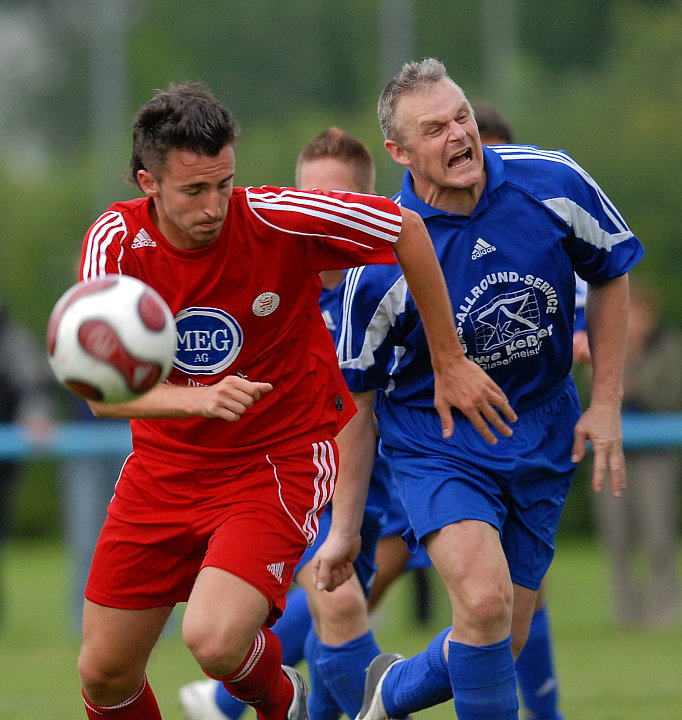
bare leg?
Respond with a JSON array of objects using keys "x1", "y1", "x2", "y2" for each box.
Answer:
[{"x1": 78, "y1": 601, "x2": 172, "y2": 706}]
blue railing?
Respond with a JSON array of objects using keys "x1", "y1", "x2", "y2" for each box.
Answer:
[
  {"x1": 620, "y1": 412, "x2": 682, "y2": 450},
  {"x1": 0, "y1": 413, "x2": 681, "y2": 459},
  {"x1": 0, "y1": 422, "x2": 132, "y2": 459}
]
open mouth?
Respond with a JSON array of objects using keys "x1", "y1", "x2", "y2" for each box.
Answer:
[{"x1": 447, "y1": 148, "x2": 472, "y2": 169}]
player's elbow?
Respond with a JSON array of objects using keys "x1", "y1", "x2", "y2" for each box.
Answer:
[{"x1": 86, "y1": 400, "x2": 117, "y2": 418}]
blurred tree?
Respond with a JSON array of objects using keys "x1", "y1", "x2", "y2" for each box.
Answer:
[
  {"x1": 518, "y1": 0, "x2": 682, "y2": 323},
  {"x1": 131, "y1": 0, "x2": 378, "y2": 118},
  {"x1": 0, "y1": 0, "x2": 680, "y2": 361},
  {"x1": 520, "y1": 0, "x2": 615, "y2": 71},
  {"x1": 1, "y1": 0, "x2": 680, "y2": 538},
  {"x1": 0, "y1": 0, "x2": 682, "y2": 329}
]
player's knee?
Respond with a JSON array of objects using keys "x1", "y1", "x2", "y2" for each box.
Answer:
[
  {"x1": 78, "y1": 649, "x2": 142, "y2": 706},
  {"x1": 461, "y1": 584, "x2": 513, "y2": 631},
  {"x1": 312, "y1": 581, "x2": 369, "y2": 641},
  {"x1": 323, "y1": 581, "x2": 367, "y2": 622},
  {"x1": 183, "y1": 622, "x2": 248, "y2": 676},
  {"x1": 476, "y1": 593, "x2": 509, "y2": 623}
]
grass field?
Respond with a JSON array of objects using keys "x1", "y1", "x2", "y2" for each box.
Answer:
[{"x1": 2, "y1": 536, "x2": 681, "y2": 719}]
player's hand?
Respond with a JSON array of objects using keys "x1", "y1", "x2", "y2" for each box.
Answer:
[
  {"x1": 434, "y1": 355, "x2": 517, "y2": 444},
  {"x1": 202, "y1": 376, "x2": 273, "y2": 421},
  {"x1": 571, "y1": 401, "x2": 625, "y2": 498},
  {"x1": 310, "y1": 532, "x2": 361, "y2": 592}
]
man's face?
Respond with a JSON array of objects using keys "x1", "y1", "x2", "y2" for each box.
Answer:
[
  {"x1": 297, "y1": 156, "x2": 369, "y2": 291},
  {"x1": 388, "y1": 79, "x2": 485, "y2": 200},
  {"x1": 138, "y1": 144, "x2": 235, "y2": 251},
  {"x1": 297, "y1": 157, "x2": 363, "y2": 193}
]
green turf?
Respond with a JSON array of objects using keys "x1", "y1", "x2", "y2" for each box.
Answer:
[{"x1": 2, "y1": 536, "x2": 681, "y2": 719}]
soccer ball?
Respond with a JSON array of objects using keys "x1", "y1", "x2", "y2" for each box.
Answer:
[{"x1": 46, "y1": 274, "x2": 177, "y2": 403}]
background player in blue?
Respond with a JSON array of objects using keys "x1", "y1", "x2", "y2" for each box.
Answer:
[
  {"x1": 284, "y1": 128, "x2": 387, "y2": 720},
  {"x1": 312, "y1": 58, "x2": 644, "y2": 720}
]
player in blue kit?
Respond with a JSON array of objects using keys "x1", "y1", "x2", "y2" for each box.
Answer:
[
  {"x1": 472, "y1": 98, "x2": 570, "y2": 720},
  {"x1": 292, "y1": 129, "x2": 387, "y2": 720},
  {"x1": 312, "y1": 58, "x2": 644, "y2": 720}
]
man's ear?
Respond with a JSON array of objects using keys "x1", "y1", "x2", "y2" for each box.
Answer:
[
  {"x1": 384, "y1": 139, "x2": 410, "y2": 168},
  {"x1": 137, "y1": 169, "x2": 159, "y2": 197}
]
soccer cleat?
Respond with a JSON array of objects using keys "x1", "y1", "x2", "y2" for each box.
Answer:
[
  {"x1": 355, "y1": 652, "x2": 405, "y2": 720},
  {"x1": 179, "y1": 679, "x2": 228, "y2": 720},
  {"x1": 283, "y1": 665, "x2": 310, "y2": 720}
]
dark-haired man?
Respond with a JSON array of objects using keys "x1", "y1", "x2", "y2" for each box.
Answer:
[{"x1": 75, "y1": 82, "x2": 514, "y2": 720}]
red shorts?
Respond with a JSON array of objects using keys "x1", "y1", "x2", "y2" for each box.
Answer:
[{"x1": 85, "y1": 439, "x2": 338, "y2": 624}]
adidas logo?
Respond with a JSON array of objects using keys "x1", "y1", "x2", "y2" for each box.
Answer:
[
  {"x1": 131, "y1": 229, "x2": 156, "y2": 249},
  {"x1": 267, "y1": 561, "x2": 285, "y2": 583},
  {"x1": 471, "y1": 238, "x2": 496, "y2": 259}
]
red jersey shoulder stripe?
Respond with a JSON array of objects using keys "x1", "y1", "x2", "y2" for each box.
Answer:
[
  {"x1": 253, "y1": 187, "x2": 402, "y2": 228},
  {"x1": 245, "y1": 186, "x2": 402, "y2": 248},
  {"x1": 248, "y1": 186, "x2": 402, "y2": 234},
  {"x1": 82, "y1": 210, "x2": 128, "y2": 280}
]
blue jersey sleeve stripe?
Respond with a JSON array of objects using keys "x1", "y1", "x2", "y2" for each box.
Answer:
[
  {"x1": 338, "y1": 274, "x2": 408, "y2": 372},
  {"x1": 543, "y1": 197, "x2": 634, "y2": 251},
  {"x1": 494, "y1": 147, "x2": 631, "y2": 233},
  {"x1": 574, "y1": 276, "x2": 588, "y2": 308},
  {"x1": 337, "y1": 266, "x2": 364, "y2": 363}
]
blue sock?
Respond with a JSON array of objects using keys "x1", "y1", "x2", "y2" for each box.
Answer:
[
  {"x1": 304, "y1": 627, "x2": 342, "y2": 720},
  {"x1": 515, "y1": 605, "x2": 564, "y2": 720},
  {"x1": 215, "y1": 682, "x2": 248, "y2": 720},
  {"x1": 214, "y1": 587, "x2": 312, "y2": 719},
  {"x1": 277, "y1": 586, "x2": 313, "y2": 666},
  {"x1": 382, "y1": 627, "x2": 453, "y2": 716},
  {"x1": 316, "y1": 630, "x2": 382, "y2": 718},
  {"x1": 448, "y1": 636, "x2": 519, "y2": 720}
]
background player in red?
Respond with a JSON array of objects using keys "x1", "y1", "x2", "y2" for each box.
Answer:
[{"x1": 75, "y1": 82, "x2": 515, "y2": 720}]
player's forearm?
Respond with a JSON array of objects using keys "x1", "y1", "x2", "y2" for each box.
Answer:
[
  {"x1": 87, "y1": 382, "x2": 201, "y2": 419},
  {"x1": 586, "y1": 274, "x2": 629, "y2": 406},
  {"x1": 328, "y1": 390, "x2": 377, "y2": 537},
  {"x1": 394, "y1": 208, "x2": 462, "y2": 369},
  {"x1": 88, "y1": 376, "x2": 273, "y2": 421}
]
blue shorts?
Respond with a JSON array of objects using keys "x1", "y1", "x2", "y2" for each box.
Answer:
[
  {"x1": 296, "y1": 505, "x2": 383, "y2": 597},
  {"x1": 295, "y1": 455, "x2": 388, "y2": 597},
  {"x1": 378, "y1": 378, "x2": 580, "y2": 590},
  {"x1": 380, "y1": 468, "x2": 432, "y2": 570}
]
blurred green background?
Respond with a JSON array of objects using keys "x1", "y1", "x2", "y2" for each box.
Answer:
[
  {"x1": 1, "y1": 0, "x2": 680, "y2": 536},
  {"x1": 1, "y1": 3, "x2": 681, "y2": 717}
]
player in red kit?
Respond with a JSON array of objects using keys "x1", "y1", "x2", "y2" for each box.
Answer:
[{"x1": 75, "y1": 82, "x2": 515, "y2": 720}]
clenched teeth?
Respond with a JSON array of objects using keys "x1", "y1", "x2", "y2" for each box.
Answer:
[{"x1": 448, "y1": 149, "x2": 471, "y2": 168}]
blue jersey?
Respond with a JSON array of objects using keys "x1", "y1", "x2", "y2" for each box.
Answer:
[
  {"x1": 574, "y1": 275, "x2": 588, "y2": 332},
  {"x1": 319, "y1": 279, "x2": 389, "y2": 521},
  {"x1": 338, "y1": 145, "x2": 644, "y2": 412},
  {"x1": 319, "y1": 285, "x2": 341, "y2": 337}
]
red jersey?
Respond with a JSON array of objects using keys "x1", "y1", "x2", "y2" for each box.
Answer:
[{"x1": 80, "y1": 186, "x2": 401, "y2": 468}]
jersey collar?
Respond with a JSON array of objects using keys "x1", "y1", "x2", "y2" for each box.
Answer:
[{"x1": 395, "y1": 146, "x2": 507, "y2": 219}]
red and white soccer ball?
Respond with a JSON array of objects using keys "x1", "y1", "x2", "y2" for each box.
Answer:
[{"x1": 46, "y1": 274, "x2": 177, "y2": 403}]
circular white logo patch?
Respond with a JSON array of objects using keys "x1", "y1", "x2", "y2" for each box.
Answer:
[{"x1": 252, "y1": 292, "x2": 280, "y2": 317}]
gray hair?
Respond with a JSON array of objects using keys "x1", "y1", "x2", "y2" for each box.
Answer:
[{"x1": 378, "y1": 58, "x2": 457, "y2": 143}]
